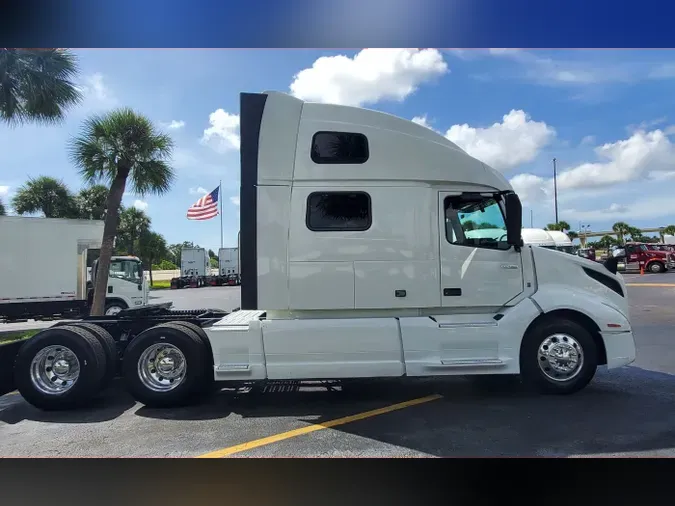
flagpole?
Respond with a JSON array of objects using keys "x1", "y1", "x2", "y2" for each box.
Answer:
[{"x1": 219, "y1": 180, "x2": 223, "y2": 249}]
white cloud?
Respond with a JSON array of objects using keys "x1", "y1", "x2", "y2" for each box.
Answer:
[
  {"x1": 411, "y1": 115, "x2": 433, "y2": 129},
  {"x1": 563, "y1": 195, "x2": 675, "y2": 222},
  {"x1": 201, "y1": 109, "x2": 240, "y2": 153},
  {"x1": 509, "y1": 174, "x2": 550, "y2": 204},
  {"x1": 230, "y1": 196, "x2": 240, "y2": 206},
  {"x1": 289, "y1": 48, "x2": 448, "y2": 107},
  {"x1": 132, "y1": 200, "x2": 149, "y2": 211},
  {"x1": 189, "y1": 187, "x2": 208, "y2": 195},
  {"x1": 445, "y1": 110, "x2": 555, "y2": 171},
  {"x1": 0, "y1": 185, "x2": 9, "y2": 196},
  {"x1": 81, "y1": 73, "x2": 110, "y2": 101},
  {"x1": 580, "y1": 135, "x2": 596, "y2": 146},
  {"x1": 510, "y1": 127, "x2": 675, "y2": 211},
  {"x1": 555, "y1": 129, "x2": 675, "y2": 190},
  {"x1": 161, "y1": 120, "x2": 186, "y2": 130}
]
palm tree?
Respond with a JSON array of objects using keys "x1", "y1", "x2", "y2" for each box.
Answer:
[
  {"x1": 75, "y1": 184, "x2": 109, "y2": 220},
  {"x1": 0, "y1": 49, "x2": 82, "y2": 126},
  {"x1": 612, "y1": 221, "x2": 631, "y2": 245},
  {"x1": 662, "y1": 225, "x2": 675, "y2": 237},
  {"x1": 567, "y1": 231, "x2": 579, "y2": 241},
  {"x1": 116, "y1": 207, "x2": 151, "y2": 255},
  {"x1": 11, "y1": 176, "x2": 78, "y2": 218},
  {"x1": 545, "y1": 221, "x2": 571, "y2": 232},
  {"x1": 69, "y1": 108, "x2": 175, "y2": 316},
  {"x1": 598, "y1": 235, "x2": 617, "y2": 250},
  {"x1": 0, "y1": 198, "x2": 5, "y2": 216}
]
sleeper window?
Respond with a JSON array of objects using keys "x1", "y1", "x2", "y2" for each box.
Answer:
[
  {"x1": 306, "y1": 192, "x2": 372, "y2": 231},
  {"x1": 444, "y1": 196, "x2": 509, "y2": 250},
  {"x1": 311, "y1": 132, "x2": 369, "y2": 164}
]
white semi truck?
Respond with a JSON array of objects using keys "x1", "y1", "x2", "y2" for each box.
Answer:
[
  {"x1": 218, "y1": 247, "x2": 240, "y2": 285},
  {"x1": 0, "y1": 216, "x2": 149, "y2": 322},
  {"x1": 172, "y1": 247, "x2": 211, "y2": 288},
  {"x1": 521, "y1": 228, "x2": 557, "y2": 249},
  {"x1": 4, "y1": 91, "x2": 636, "y2": 411},
  {"x1": 547, "y1": 230, "x2": 575, "y2": 254}
]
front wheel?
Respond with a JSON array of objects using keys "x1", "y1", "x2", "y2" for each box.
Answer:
[
  {"x1": 648, "y1": 261, "x2": 666, "y2": 274},
  {"x1": 104, "y1": 302, "x2": 127, "y2": 316},
  {"x1": 520, "y1": 318, "x2": 598, "y2": 395}
]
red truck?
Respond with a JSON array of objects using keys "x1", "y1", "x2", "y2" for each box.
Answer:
[{"x1": 617, "y1": 242, "x2": 674, "y2": 273}]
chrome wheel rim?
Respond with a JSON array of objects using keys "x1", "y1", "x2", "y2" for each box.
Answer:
[
  {"x1": 537, "y1": 333, "x2": 584, "y2": 382},
  {"x1": 137, "y1": 342, "x2": 186, "y2": 392},
  {"x1": 30, "y1": 345, "x2": 81, "y2": 395},
  {"x1": 105, "y1": 306, "x2": 123, "y2": 316}
]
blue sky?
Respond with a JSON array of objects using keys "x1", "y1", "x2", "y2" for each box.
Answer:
[{"x1": 2, "y1": 48, "x2": 675, "y2": 250}]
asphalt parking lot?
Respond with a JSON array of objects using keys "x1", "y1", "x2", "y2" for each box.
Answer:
[{"x1": 1, "y1": 273, "x2": 675, "y2": 457}]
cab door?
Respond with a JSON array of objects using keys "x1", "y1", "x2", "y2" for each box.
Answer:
[{"x1": 438, "y1": 192, "x2": 524, "y2": 308}]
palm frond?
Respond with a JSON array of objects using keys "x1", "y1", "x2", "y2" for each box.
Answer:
[{"x1": 0, "y1": 49, "x2": 83, "y2": 126}]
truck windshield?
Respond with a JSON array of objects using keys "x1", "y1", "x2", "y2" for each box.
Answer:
[{"x1": 109, "y1": 259, "x2": 143, "y2": 284}]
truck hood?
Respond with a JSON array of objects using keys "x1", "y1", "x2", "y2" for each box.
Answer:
[{"x1": 530, "y1": 245, "x2": 629, "y2": 318}]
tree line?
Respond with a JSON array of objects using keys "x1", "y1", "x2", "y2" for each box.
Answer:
[
  {"x1": 545, "y1": 221, "x2": 675, "y2": 249},
  {"x1": 1, "y1": 49, "x2": 175, "y2": 315}
]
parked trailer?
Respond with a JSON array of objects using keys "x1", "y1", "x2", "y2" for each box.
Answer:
[
  {"x1": 5, "y1": 91, "x2": 636, "y2": 411},
  {"x1": 216, "y1": 247, "x2": 240, "y2": 285},
  {"x1": 546, "y1": 230, "x2": 576, "y2": 255},
  {"x1": 171, "y1": 247, "x2": 211, "y2": 288},
  {"x1": 0, "y1": 216, "x2": 149, "y2": 322}
]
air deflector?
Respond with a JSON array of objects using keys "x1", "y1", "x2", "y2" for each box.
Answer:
[{"x1": 239, "y1": 92, "x2": 267, "y2": 310}]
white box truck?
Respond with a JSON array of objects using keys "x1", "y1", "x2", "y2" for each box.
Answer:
[
  {"x1": 218, "y1": 247, "x2": 240, "y2": 285},
  {"x1": 5, "y1": 91, "x2": 636, "y2": 411},
  {"x1": 0, "y1": 216, "x2": 150, "y2": 321}
]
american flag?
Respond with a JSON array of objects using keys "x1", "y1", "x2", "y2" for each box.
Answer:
[{"x1": 187, "y1": 186, "x2": 219, "y2": 221}]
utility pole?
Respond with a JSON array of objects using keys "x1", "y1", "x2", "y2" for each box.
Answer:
[
  {"x1": 552, "y1": 158, "x2": 559, "y2": 225},
  {"x1": 530, "y1": 209, "x2": 533, "y2": 228}
]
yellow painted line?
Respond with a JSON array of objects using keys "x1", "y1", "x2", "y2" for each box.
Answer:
[
  {"x1": 196, "y1": 393, "x2": 443, "y2": 458},
  {"x1": 3, "y1": 391, "x2": 19, "y2": 397},
  {"x1": 626, "y1": 283, "x2": 675, "y2": 287}
]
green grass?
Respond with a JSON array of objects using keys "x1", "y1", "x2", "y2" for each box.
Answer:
[
  {"x1": 0, "y1": 329, "x2": 40, "y2": 345},
  {"x1": 150, "y1": 279, "x2": 171, "y2": 290}
]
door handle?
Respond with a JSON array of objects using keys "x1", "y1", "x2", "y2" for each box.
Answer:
[
  {"x1": 443, "y1": 288, "x2": 462, "y2": 296},
  {"x1": 500, "y1": 264, "x2": 519, "y2": 270}
]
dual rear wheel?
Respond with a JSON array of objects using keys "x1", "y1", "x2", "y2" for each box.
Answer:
[{"x1": 14, "y1": 322, "x2": 214, "y2": 410}]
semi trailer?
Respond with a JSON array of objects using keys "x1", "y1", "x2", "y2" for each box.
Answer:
[
  {"x1": 546, "y1": 230, "x2": 575, "y2": 254},
  {"x1": 171, "y1": 247, "x2": 211, "y2": 288},
  {"x1": 217, "y1": 247, "x2": 240, "y2": 285},
  {"x1": 0, "y1": 216, "x2": 149, "y2": 322},
  {"x1": 4, "y1": 91, "x2": 636, "y2": 411}
]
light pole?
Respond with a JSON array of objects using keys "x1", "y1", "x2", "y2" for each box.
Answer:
[{"x1": 552, "y1": 158, "x2": 559, "y2": 225}]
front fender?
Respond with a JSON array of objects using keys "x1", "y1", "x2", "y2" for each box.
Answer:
[{"x1": 531, "y1": 285, "x2": 631, "y2": 332}]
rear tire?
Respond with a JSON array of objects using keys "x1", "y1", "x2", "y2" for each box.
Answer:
[
  {"x1": 14, "y1": 325, "x2": 107, "y2": 411},
  {"x1": 166, "y1": 321, "x2": 216, "y2": 392},
  {"x1": 519, "y1": 318, "x2": 598, "y2": 395},
  {"x1": 70, "y1": 323, "x2": 118, "y2": 388},
  {"x1": 122, "y1": 323, "x2": 209, "y2": 408}
]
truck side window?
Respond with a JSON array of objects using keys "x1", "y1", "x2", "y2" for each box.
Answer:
[
  {"x1": 444, "y1": 196, "x2": 509, "y2": 250},
  {"x1": 306, "y1": 191, "x2": 372, "y2": 231},
  {"x1": 311, "y1": 132, "x2": 369, "y2": 164}
]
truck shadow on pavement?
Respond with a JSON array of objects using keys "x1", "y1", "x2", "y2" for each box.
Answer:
[
  {"x1": 137, "y1": 366, "x2": 675, "y2": 457},
  {"x1": 2, "y1": 366, "x2": 675, "y2": 457}
]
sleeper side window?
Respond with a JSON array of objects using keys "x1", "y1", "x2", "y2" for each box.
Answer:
[
  {"x1": 306, "y1": 192, "x2": 372, "y2": 232},
  {"x1": 444, "y1": 196, "x2": 510, "y2": 250},
  {"x1": 311, "y1": 132, "x2": 369, "y2": 164}
]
